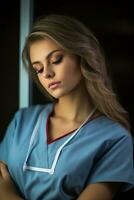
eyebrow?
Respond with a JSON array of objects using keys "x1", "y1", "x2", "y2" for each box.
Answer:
[{"x1": 31, "y1": 49, "x2": 62, "y2": 65}]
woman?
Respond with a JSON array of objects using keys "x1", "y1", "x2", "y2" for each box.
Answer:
[{"x1": 0, "y1": 14, "x2": 134, "y2": 200}]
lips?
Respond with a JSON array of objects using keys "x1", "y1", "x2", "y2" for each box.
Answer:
[{"x1": 48, "y1": 81, "x2": 61, "y2": 89}]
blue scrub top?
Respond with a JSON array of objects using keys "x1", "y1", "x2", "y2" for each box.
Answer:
[{"x1": 0, "y1": 103, "x2": 134, "y2": 200}]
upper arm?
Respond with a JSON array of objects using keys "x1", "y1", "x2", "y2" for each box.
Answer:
[{"x1": 77, "y1": 182, "x2": 121, "y2": 200}]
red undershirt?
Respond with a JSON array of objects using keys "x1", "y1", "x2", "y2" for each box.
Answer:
[{"x1": 46, "y1": 111, "x2": 103, "y2": 144}]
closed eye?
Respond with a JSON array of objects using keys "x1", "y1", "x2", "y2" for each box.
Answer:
[
  {"x1": 35, "y1": 68, "x2": 44, "y2": 74},
  {"x1": 51, "y1": 55, "x2": 63, "y2": 65}
]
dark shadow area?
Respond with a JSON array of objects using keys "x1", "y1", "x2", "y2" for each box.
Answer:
[{"x1": 0, "y1": 0, "x2": 19, "y2": 139}]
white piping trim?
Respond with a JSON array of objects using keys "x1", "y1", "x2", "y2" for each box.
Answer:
[
  {"x1": 23, "y1": 112, "x2": 43, "y2": 171},
  {"x1": 23, "y1": 107, "x2": 97, "y2": 174}
]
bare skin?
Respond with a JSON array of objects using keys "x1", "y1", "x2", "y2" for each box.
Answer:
[
  {"x1": 77, "y1": 182, "x2": 121, "y2": 200},
  {"x1": 0, "y1": 161, "x2": 23, "y2": 200},
  {"x1": 30, "y1": 39, "x2": 95, "y2": 140}
]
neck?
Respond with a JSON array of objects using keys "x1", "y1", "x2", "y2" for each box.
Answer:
[{"x1": 53, "y1": 83, "x2": 94, "y2": 122}]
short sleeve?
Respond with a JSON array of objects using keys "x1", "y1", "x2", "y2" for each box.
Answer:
[
  {"x1": 87, "y1": 133, "x2": 134, "y2": 192},
  {"x1": 0, "y1": 113, "x2": 17, "y2": 163}
]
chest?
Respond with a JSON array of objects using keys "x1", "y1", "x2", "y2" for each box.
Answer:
[
  {"x1": 9, "y1": 129, "x2": 98, "y2": 200},
  {"x1": 48, "y1": 117, "x2": 81, "y2": 141},
  {"x1": 8, "y1": 113, "x2": 107, "y2": 200}
]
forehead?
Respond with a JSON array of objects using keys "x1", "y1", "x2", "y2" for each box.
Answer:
[{"x1": 29, "y1": 38, "x2": 61, "y2": 62}]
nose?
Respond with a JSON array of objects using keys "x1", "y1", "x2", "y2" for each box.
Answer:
[{"x1": 42, "y1": 68, "x2": 55, "y2": 79}]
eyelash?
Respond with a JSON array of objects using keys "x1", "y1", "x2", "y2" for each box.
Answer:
[
  {"x1": 51, "y1": 55, "x2": 63, "y2": 65},
  {"x1": 35, "y1": 68, "x2": 43, "y2": 74},
  {"x1": 34, "y1": 55, "x2": 63, "y2": 74}
]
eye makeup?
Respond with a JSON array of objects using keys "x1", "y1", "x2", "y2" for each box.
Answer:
[
  {"x1": 51, "y1": 55, "x2": 63, "y2": 65},
  {"x1": 32, "y1": 63, "x2": 44, "y2": 74},
  {"x1": 31, "y1": 50, "x2": 64, "y2": 75}
]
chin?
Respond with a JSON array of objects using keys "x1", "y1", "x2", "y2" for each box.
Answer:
[
  {"x1": 50, "y1": 91, "x2": 67, "y2": 99},
  {"x1": 51, "y1": 93, "x2": 63, "y2": 99}
]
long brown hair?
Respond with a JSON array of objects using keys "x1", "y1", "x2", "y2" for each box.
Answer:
[{"x1": 22, "y1": 14, "x2": 130, "y2": 130}]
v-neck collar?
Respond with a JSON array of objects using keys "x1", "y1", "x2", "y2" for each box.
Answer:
[
  {"x1": 46, "y1": 104, "x2": 102, "y2": 144},
  {"x1": 46, "y1": 111, "x2": 77, "y2": 144},
  {"x1": 23, "y1": 104, "x2": 97, "y2": 174}
]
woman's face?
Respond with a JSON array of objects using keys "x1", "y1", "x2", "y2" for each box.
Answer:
[{"x1": 30, "y1": 38, "x2": 83, "y2": 99}]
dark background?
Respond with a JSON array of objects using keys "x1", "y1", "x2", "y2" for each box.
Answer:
[
  {"x1": 33, "y1": 0, "x2": 134, "y2": 136},
  {"x1": 0, "y1": 0, "x2": 19, "y2": 138},
  {"x1": 0, "y1": 0, "x2": 134, "y2": 198}
]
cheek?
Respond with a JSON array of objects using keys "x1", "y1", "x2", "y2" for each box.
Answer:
[
  {"x1": 62, "y1": 58, "x2": 81, "y2": 76},
  {"x1": 63, "y1": 64, "x2": 82, "y2": 81},
  {"x1": 38, "y1": 76, "x2": 48, "y2": 88}
]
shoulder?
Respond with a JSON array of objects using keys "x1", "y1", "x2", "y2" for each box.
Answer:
[
  {"x1": 100, "y1": 116, "x2": 132, "y2": 140},
  {"x1": 84, "y1": 115, "x2": 133, "y2": 145},
  {"x1": 14, "y1": 103, "x2": 53, "y2": 125},
  {"x1": 15, "y1": 104, "x2": 45, "y2": 117}
]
